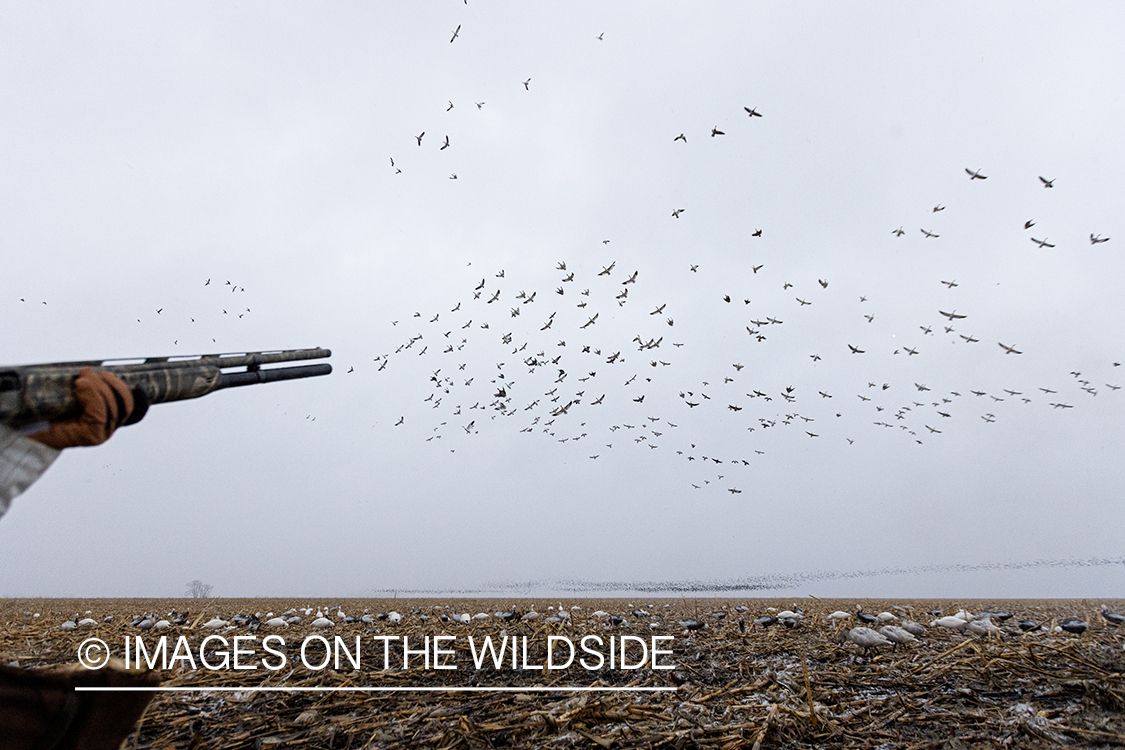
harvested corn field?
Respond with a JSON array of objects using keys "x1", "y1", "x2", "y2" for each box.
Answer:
[{"x1": 2, "y1": 598, "x2": 1124, "y2": 749}]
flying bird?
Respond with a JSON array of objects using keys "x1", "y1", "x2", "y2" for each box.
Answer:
[
  {"x1": 939, "y1": 310, "x2": 966, "y2": 320},
  {"x1": 711, "y1": 127, "x2": 724, "y2": 137},
  {"x1": 450, "y1": 24, "x2": 460, "y2": 42},
  {"x1": 671, "y1": 208, "x2": 684, "y2": 218},
  {"x1": 416, "y1": 132, "x2": 425, "y2": 146},
  {"x1": 522, "y1": 78, "x2": 531, "y2": 90},
  {"x1": 1030, "y1": 237, "x2": 1055, "y2": 248},
  {"x1": 1090, "y1": 234, "x2": 1110, "y2": 244},
  {"x1": 674, "y1": 133, "x2": 686, "y2": 143},
  {"x1": 920, "y1": 228, "x2": 939, "y2": 238},
  {"x1": 965, "y1": 168, "x2": 987, "y2": 180},
  {"x1": 892, "y1": 227, "x2": 904, "y2": 236},
  {"x1": 933, "y1": 205, "x2": 945, "y2": 212},
  {"x1": 1039, "y1": 176, "x2": 1054, "y2": 188},
  {"x1": 848, "y1": 344, "x2": 865, "y2": 354},
  {"x1": 441, "y1": 135, "x2": 450, "y2": 150},
  {"x1": 744, "y1": 107, "x2": 762, "y2": 117},
  {"x1": 998, "y1": 342, "x2": 1023, "y2": 354}
]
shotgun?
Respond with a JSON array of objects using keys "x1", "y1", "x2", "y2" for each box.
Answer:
[{"x1": 0, "y1": 347, "x2": 332, "y2": 430}]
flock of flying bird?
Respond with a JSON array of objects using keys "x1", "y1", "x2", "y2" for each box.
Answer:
[
  {"x1": 370, "y1": 162, "x2": 1119, "y2": 493},
  {"x1": 34, "y1": 22, "x2": 1107, "y2": 499},
  {"x1": 363, "y1": 20, "x2": 1121, "y2": 493},
  {"x1": 47, "y1": 21, "x2": 1107, "y2": 497}
]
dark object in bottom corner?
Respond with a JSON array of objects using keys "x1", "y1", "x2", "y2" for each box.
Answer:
[{"x1": 0, "y1": 660, "x2": 158, "y2": 750}]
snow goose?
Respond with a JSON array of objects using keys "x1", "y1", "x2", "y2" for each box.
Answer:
[
  {"x1": 1100, "y1": 606, "x2": 1124, "y2": 627},
  {"x1": 1056, "y1": 618, "x2": 1088, "y2": 635},
  {"x1": 845, "y1": 627, "x2": 891, "y2": 655},
  {"x1": 878, "y1": 625, "x2": 917, "y2": 649},
  {"x1": 900, "y1": 620, "x2": 926, "y2": 637},
  {"x1": 931, "y1": 616, "x2": 969, "y2": 631}
]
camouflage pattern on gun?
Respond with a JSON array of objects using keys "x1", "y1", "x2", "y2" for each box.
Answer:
[{"x1": 0, "y1": 348, "x2": 332, "y2": 430}]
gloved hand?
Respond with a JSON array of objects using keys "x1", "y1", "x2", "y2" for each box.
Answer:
[{"x1": 29, "y1": 368, "x2": 140, "y2": 449}]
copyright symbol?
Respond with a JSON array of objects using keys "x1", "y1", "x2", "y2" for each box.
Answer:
[{"x1": 77, "y1": 638, "x2": 110, "y2": 670}]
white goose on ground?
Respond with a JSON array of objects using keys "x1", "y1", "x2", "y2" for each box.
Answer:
[
  {"x1": 931, "y1": 616, "x2": 970, "y2": 631},
  {"x1": 843, "y1": 627, "x2": 891, "y2": 656},
  {"x1": 878, "y1": 625, "x2": 917, "y2": 649},
  {"x1": 966, "y1": 619, "x2": 1003, "y2": 637},
  {"x1": 900, "y1": 620, "x2": 926, "y2": 637}
]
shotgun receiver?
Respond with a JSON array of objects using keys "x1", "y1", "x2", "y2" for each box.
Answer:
[{"x1": 0, "y1": 348, "x2": 332, "y2": 430}]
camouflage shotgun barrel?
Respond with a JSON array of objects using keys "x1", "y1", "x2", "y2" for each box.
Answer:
[{"x1": 0, "y1": 348, "x2": 331, "y2": 430}]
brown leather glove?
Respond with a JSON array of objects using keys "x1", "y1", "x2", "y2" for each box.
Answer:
[{"x1": 29, "y1": 368, "x2": 135, "y2": 450}]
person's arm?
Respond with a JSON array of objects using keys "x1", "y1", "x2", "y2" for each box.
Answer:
[
  {"x1": 0, "y1": 368, "x2": 137, "y2": 518},
  {"x1": 0, "y1": 424, "x2": 60, "y2": 517}
]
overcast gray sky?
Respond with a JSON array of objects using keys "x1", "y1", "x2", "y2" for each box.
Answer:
[{"x1": 1, "y1": 2, "x2": 1122, "y2": 599}]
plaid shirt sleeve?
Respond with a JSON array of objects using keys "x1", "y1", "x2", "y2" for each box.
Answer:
[{"x1": 0, "y1": 425, "x2": 60, "y2": 518}]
